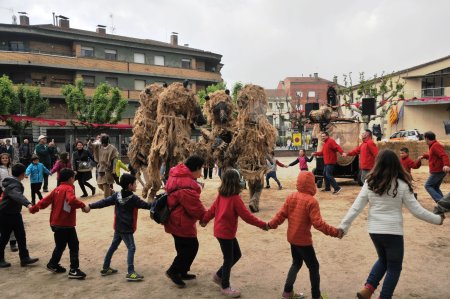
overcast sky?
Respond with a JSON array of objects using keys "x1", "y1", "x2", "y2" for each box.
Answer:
[{"x1": 1, "y1": 0, "x2": 449, "y2": 89}]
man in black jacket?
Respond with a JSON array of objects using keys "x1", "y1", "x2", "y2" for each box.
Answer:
[
  {"x1": 19, "y1": 139, "x2": 32, "y2": 167},
  {"x1": 0, "y1": 163, "x2": 39, "y2": 268}
]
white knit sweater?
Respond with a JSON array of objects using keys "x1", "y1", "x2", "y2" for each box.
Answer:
[{"x1": 339, "y1": 180, "x2": 442, "y2": 235}]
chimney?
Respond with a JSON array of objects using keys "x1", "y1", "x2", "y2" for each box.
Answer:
[
  {"x1": 96, "y1": 25, "x2": 106, "y2": 35},
  {"x1": 170, "y1": 32, "x2": 178, "y2": 46},
  {"x1": 314, "y1": 72, "x2": 318, "y2": 79},
  {"x1": 58, "y1": 15, "x2": 70, "y2": 28},
  {"x1": 18, "y1": 12, "x2": 29, "y2": 26}
]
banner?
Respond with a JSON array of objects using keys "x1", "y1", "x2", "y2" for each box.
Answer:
[{"x1": 292, "y1": 133, "x2": 302, "y2": 146}]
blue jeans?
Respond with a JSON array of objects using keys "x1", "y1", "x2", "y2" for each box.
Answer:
[
  {"x1": 366, "y1": 234, "x2": 404, "y2": 299},
  {"x1": 266, "y1": 171, "x2": 281, "y2": 187},
  {"x1": 103, "y1": 231, "x2": 136, "y2": 273},
  {"x1": 424, "y1": 172, "x2": 446, "y2": 202},
  {"x1": 324, "y1": 164, "x2": 339, "y2": 191}
]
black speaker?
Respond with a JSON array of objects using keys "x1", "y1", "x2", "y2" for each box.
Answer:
[
  {"x1": 444, "y1": 121, "x2": 450, "y2": 135},
  {"x1": 327, "y1": 86, "x2": 337, "y2": 106},
  {"x1": 362, "y1": 98, "x2": 376, "y2": 115},
  {"x1": 305, "y1": 102, "x2": 320, "y2": 117}
]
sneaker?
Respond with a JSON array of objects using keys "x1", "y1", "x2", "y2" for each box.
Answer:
[
  {"x1": 320, "y1": 189, "x2": 331, "y2": 192},
  {"x1": 47, "y1": 263, "x2": 66, "y2": 273},
  {"x1": 91, "y1": 187, "x2": 96, "y2": 196},
  {"x1": 43, "y1": 189, "x2": 49, "y2": 193},
  {"x1": 68, "y1": 268, "x2": 87, "y2": 279},
  {"x1": 212, "y1": 273, "x2": 222, "y2": 286},
  {"x1": 180, "y1": 272, "x2": 196, "y2": 280},
  {"x1": 333, "y1": 187, "x2": 342, "y2": 195},
  {"x1": 80, "y1": 194, "x2": 88, "y2": 198},
  {"x1": 281, "y1": 291, "x2": 305, "y2": 299},
  {"x1": 100, "y1": 267, "x2": 118, "y2": 276},
  {"x1": 20, "y1": 257, "x2": 39, "y2": 267},
  {"x1": 278, "y1": 185, "x2": 283, "y2": 190},
  {"x1": 0, "y1": 260, "x2": 11, "y2": 268},
  {"x1": 10, "y1": 242, "x2": 18, "y2": 252},
  {"x1": 265, "y1": 185, "x2": 271, "y2": 189},
  {"x1": 221, "y1": 287, "x2": 241, "y2": 298},
  {"x1": 433, "y1": 205, "x2": 446, "y2": 215},
  {"x1": 126, "y1": 272, "x2": 144, "y2": 281},
  {"x1": 166, "y1": 270, "x2": 186, "y2": 288}
]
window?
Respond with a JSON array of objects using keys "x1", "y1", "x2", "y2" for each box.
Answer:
[
  {"x1": 81, "y1": 46, "x2": 94, "y2": 57},
  {"x1": 296, "y1": 91, "x2": 303, "y2": 98},
  {"x1": 105, "y1": 49, "x2": 117, "y2": 60},
  {"x1": 154, "y1": 55, "x2": 165, "y2": 66},
  {"x1": 82, "y1": 75, "x2": 95, "y2": 87},
  {"x1": 105, "y1": 77, "x2": 118, "y2": 87},
  {"x1": 307, "y1": 91, "x2": 316, "y2": 98},
  {"x1": 181, "y1": 59, "x2": 191, "y2": 69},
  {"x1": 134, "y1": 53, "x2": 145, "y2": 64},
  {"x1": 9, "y1": 41, "x2": 25, "y2": 51},
  {"x1": 269, "y1": 103, "x2": 273, "y2": 110},
  {"x1": 134, "y1": 80, "x2": 145, "y2": 91},
  {"x1": 279, "y1": 103, "x2": 284, "y2": 110}
]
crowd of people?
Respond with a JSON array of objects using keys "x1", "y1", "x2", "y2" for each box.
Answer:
[{"x1": 0, "y1": 130, "x2": 449, "y2": 299}]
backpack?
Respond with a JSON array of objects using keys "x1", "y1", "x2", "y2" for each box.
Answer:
[{"x1": 150, "y1": 188, "x2": 187, "y2": 224}]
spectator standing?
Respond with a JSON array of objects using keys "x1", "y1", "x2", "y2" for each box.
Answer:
[
  {"x1": 19, "y1": 139, "x2": 32, "y2": 167},
  {"x1": 34, "y1": 135, "x2": 57, "y2": 192},
  {"x1": 313, "y1": 132, "x2": 344, "y2": 194},
  {"x1": 73, "y1": 141, "x2": 96, "y2": 198},
  {"x1": 343, "y1": 129, "x2": 379, "y2": 182},
  {"x1": 90, "y1": 135, "x2": 118, "y2": 197},
  {"x1": 4, "y1": 139, "x2": 14, "y2": 158},
  {"x1": 0, "y1": 140, "x2": 6, "y2": 154},
  {"x1": 419, "y1": 131, "x2": 450, "y2": 202}
]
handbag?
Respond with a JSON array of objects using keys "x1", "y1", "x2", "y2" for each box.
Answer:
[{"x1": 77, "y1": 161, "x2": 92, "y2": 172}]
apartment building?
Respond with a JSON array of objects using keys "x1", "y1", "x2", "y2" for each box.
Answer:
[{"x1": 0, "y1": 14, "x2": 223, "y2": 144}]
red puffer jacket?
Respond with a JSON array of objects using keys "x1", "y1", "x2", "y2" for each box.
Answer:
[
  {"x1": 314, "y1": 137, "x2": 344, "y2": 165},
  {"x1": 164, "y1": 163, "x2": 206, "y2": 237}
]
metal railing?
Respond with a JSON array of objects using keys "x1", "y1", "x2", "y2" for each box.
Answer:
[{"x1": 421, "y1": 87, "x2": 444, "y2": 97}]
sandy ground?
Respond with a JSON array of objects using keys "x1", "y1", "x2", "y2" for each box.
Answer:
[{"x1": 1, "y1": 157, "x2": 449, "y2": 299}]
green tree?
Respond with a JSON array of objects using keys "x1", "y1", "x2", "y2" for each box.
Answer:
[
  {"x1": 338, "y1": 72, "x2": 405, "y2": 127},
  {"x1": 62, "y1": 79, "x2": 128, "y2": 135},
  {"x1": 197, "y1": 82, "x2": 226, "y2": 106},
  {"x1": 231, "y1": 82, "x2": 243, "y2": 105},
  {"x1": 0, "y1": 75, "x2": 49, "y2": 139}
]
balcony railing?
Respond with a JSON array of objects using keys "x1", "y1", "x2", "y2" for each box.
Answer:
[
  {"x1": 6, "y1": 47, "x2": 75, "y2": 57},
  {"x1": 421, "y1": 87, "x2": 445, "y2": 97},
  {"x1": 403, "y1": 87, "x2": 450, "y2": 99}
]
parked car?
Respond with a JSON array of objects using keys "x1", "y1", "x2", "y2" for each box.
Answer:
[{"x1": 388, "y1": 129, "x2": 423, "y2": 141}]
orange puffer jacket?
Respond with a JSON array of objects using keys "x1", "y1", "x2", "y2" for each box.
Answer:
[{"x1": 269, "y1": 171, "x2": 339, "y2": 246}]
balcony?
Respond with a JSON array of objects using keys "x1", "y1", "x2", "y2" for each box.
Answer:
[
  {"x1": 0, "y1": 50, "x2": 222, "y2": 83},
  {"x1": 37, "y1": 86, "x2": 141, "y2": 101},
  {"x1": 403, "y1": 87, "x2": 450, "y2": 99}
]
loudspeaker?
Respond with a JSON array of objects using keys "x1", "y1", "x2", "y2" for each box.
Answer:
[
  {"x1": 362, "y1": 98, "x2": 376, "y2": 115},
  {"x1": 444, "y1": 121, "x2": 450, "y2": 135},
  {"x1": 305, "y1": 102, "x2": 320, "y2": 117},
  {"x1": 327, "y1": 86, "x2": 337, "y2": 106}
]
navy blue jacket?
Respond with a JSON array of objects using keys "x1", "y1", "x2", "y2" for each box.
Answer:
[{"x1": 89, "y1": 190, "x2": 151, "y2": 233}]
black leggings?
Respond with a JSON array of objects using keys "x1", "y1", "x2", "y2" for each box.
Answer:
[
  {"x1": 217, "y1": 238, "x2": 242, "y2": 289},
  {"x1": 78, "y1": 178, "x2": 95, "y2": 196},
  {"x1": 168, "y1": 235, "x2": 199, "y2": 275},
  {"x1": 30, "y1": 182, "x2": 43, "y2": 205}
]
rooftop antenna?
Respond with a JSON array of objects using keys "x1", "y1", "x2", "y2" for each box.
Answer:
[
  {"x1": 0, "y1": 7, "x2": 17, "y2": 24},
  {"x1": 109, "y1": 13, "x2": 116, "y2": 34}
]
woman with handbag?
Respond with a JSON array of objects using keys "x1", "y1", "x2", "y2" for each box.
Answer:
[{"x1": 73, "y1": 141, "x2": 96, "y2": 198}]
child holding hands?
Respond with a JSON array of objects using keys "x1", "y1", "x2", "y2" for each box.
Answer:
[
  {"x1": 88, "y1": 173, "x2": 151, "y2": 281},
  {"x1": 268, "y1": 171, "x2": 342, "y2": 299},
  {"x1": 201, "y1": 169, "x2": 268, "y2": 298},
  {"x1": 30, "y1": 168, "x2": 88, "y2": 279}
]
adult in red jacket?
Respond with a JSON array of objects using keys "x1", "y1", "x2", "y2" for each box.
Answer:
[
  {"x1": 344, "y1": 129, "x2": 379, "y2": 182},
  {"x1": 313, "y1": 132, "x2": 344, "y2": 194},
  {"x1": 164, "y1": 155, "x2": 207, "y2": 288},
  {"x1": 419, "y1": 131, "x2": 450, "y2": 202}
]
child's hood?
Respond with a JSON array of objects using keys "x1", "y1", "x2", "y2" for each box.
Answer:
[
  {"x1": 2, "y1": 177, "x2": 21, "y2": 190},
  {"x1": 296, "y1": 171, "x2": 316, "y2": 196},
  {"x1": 117, "y1": 190, "x2": 134, "y2": 205}
]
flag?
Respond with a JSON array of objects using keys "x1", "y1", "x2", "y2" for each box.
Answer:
[
  {"x1": 292, "y1": 133, "x2": 302, "y2": 146},
  {"x1": 396, "y1": 104, "x2": 404, "y2": 124},
  {"x1": 389, "y1": 105, "x2": 398, "y2": 126}
]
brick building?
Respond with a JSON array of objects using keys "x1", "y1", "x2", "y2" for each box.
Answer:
[{"x1": 0, "y1": 14, "x2": 223, "y2": 148}]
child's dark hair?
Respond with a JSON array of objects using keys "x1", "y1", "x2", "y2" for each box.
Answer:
[
  {"x1": 59, "y1": 152, "x2": 69, "y2": 163},
  {"x1": 219, "y1": 169, "x2": 242, "y2": 197},
  {"x1": 120, "y1": 173, "x2": 136, "y2": 189},
  {"x1": 31, "y1": 154, "x2": 39, "y2": 161},
  {"x1": 366, "y1": 149, "x2": 413, "y2": 197},
  {"x1": 184, "y1": 155, "x2": 205, "y2": 172},
  {"x1": 12, "y1": 163, "x2": 26, "y2": 177},
  {"x1": 0, "y1": 153, "x2": 11, "y2": 168},
  {"x1": 400, "y1": 147, "x2": 409, "y2": 154},
  {"x1": 59, "y1": 168, "x2": 75, "y2": 182}
]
